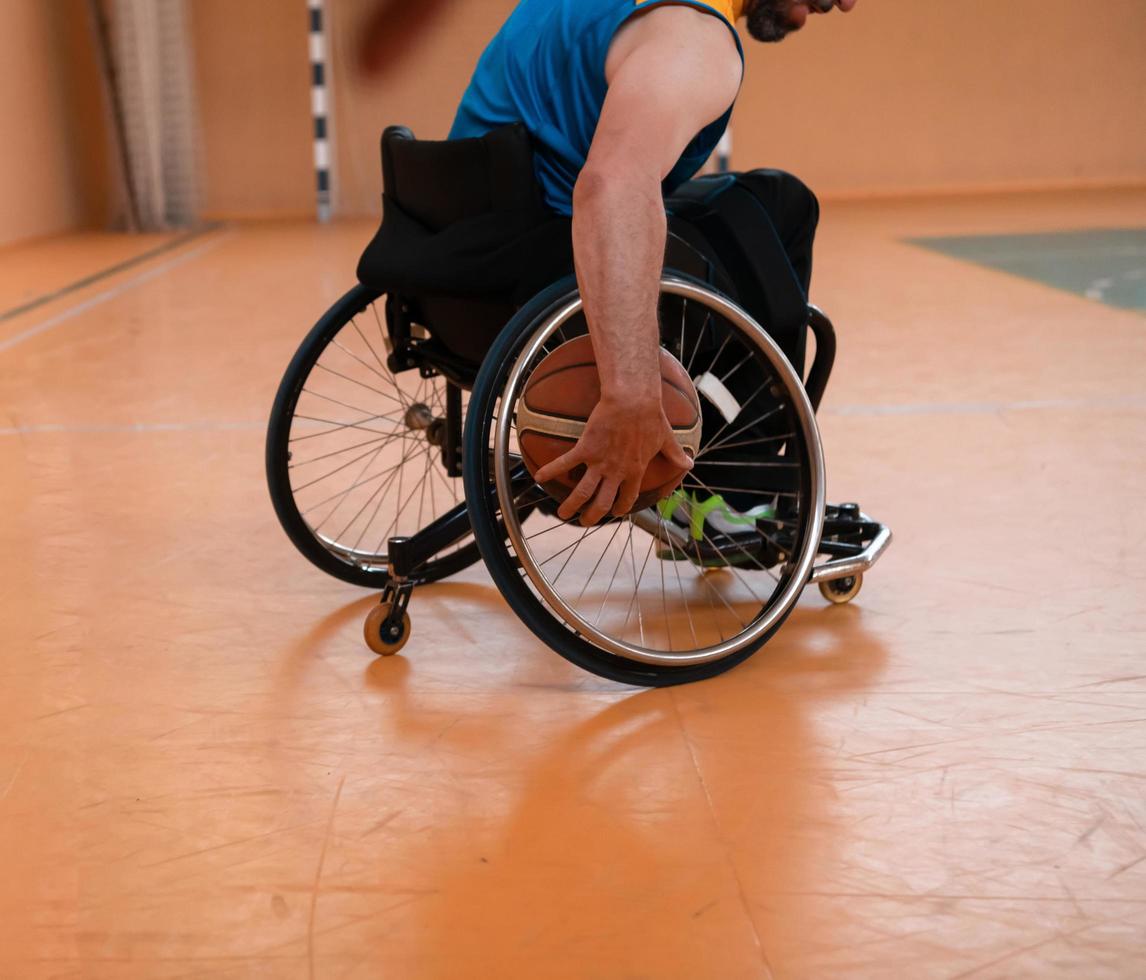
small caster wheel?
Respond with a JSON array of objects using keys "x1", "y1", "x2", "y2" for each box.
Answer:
[
  {"x1": 819, "y1": 574, "x2": 862, "y2": 605},
  {"x1": 364, "y1": 605, "x2": 412, "y2": 656}
]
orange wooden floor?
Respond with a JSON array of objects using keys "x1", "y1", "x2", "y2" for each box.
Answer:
[{"x1": 1, "y1": 190, "x2": 1144, "y2": 978}]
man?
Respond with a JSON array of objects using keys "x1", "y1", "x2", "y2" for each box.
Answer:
[
  {"x1": 449, "y1": 0, "x2": 857, "y2": 528},
  {"x1": 446, "y1": 1, "x2": 861, "y2": 536}
]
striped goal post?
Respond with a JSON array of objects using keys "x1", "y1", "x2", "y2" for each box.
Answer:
[{"x1": 308, "y1": 0, "x2": 333, "y2": 223}]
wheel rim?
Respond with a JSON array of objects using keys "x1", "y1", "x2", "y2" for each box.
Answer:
[
  {"x1": 492, "y1": 278, "x2": 826, "y2": 667},
  {"x1": 284, "y1": 296, "x2": 471, "y2": 575}
]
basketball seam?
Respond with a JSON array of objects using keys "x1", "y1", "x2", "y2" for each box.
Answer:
[
  {"x1": 525, "y1": 377, "x2": 699, "y2": 425},
  {"x1": 518, "y1": 406, "x2": 700, "y2": 436}
]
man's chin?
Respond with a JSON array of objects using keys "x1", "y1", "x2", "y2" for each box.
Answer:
[{"x1": 747, "y1": 4, "x2": 807, "y2": 43}]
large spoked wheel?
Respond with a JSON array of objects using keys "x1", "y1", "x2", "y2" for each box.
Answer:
[
  {"x1": 464, "y1": 275, "x2": 827, "y2": 687},
  {"x1": 267, "y1": 284, "x2": 481, "y2": 588}
]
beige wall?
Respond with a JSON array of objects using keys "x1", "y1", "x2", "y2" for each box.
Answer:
[
  {"x1": 734, "y1": 0, "x2": 1146, "y2": 198},
  {"x1": 0, "y1": 0, "x2": 112, "y2": 247},
  {"x1": 190, "y1": 0, "x2": 315, "y2": 219},
  {"x1": 323, "y1": 0, "x2": 1146, "y2": 216},
  {"x1": 12, "y1": 0, "x2": 1138, "y2": 231}
]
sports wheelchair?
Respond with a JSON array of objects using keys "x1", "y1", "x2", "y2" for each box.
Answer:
[{"x1": 266, "y1": 125, "x2": 891, "y2": 687}]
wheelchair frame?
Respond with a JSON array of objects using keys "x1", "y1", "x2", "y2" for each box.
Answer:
[
  {"x1": 362, "y1": 278, "x2": 891, "y2": 662},
  {"x1": 267, "y1": 117, "x2": 894, "y2": 682}
]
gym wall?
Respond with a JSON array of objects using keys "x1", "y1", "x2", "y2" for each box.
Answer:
[
  {"x1": 5, "y1": 0, "x2": 1145, "y2": 235},
  {"x1": 321, "y1": 0, "x2": 1146, "y2": 216},
  {"x1": 0, "y1": 0, "x2": 112, "y2": 247},
  {"x1": 189, "y1": 0, "x2": 314, "y2": 219},
  {"x1": 734, "y1": 0, "x2": 1146, "y2": 198}
]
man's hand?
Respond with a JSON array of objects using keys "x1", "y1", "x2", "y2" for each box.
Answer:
[{"x1": 532, "y1": 392, "x2": 694, "y2": 526}]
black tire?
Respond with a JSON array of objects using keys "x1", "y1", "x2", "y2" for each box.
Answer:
[
  {"x1": 267, "y1": 284, "x2": 481, "y2": 588},
  {"x1": 463, "y1": 276, "x2": 819, "y2": 688}
]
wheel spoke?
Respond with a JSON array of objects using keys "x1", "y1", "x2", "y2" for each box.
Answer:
[
  {"x1": 699, "y1": 397, "x2": 781, "y2": 456},
  {"x1": 696, "y1": 432, "x2": 795, "y2": 458},
  {"x1": 575, "y1": 519, "x2": 625, "y2": 605},
  {"x1": 292, "y1": 440, "x2": 398, "y2": 494},
  {"x1": 617, "y1": 521, "x2": 656, "y2": 647},
  {"x1": 483, "y1": 279, "x2": 815, "y2": 667},
  {"x1": 274, "y1": 296, "x2": 481, "y2": 582},
  {"x1": 329, "y1": 439, "x2": 423, "y2": 542},
  {"x1": 313, "y1": 362, "x2": 406, "y2": 408},
  {"x1": 290, "y1": 413, "x2": 402, "y2": 442},
  {"x1": 330, "y1": 337, "x2": 393, "y2": 386},
  {"x1": 717, "y1": 350, "x2": 756, "y2": 385},
  {"x1": 300, "y1": 387, "x2": 401, "y2": 420},
  {"x1": 350, "y1": 316, "x2": 389, "y2": 374},
  {"x1": 685, "y1": 309, "x2": 709, "y2": 375},
  {"x1": 289, "y1": 431, "x2": 424, "y2": 469},
  {"x1": 302, "y1": 443, "x2": 417, "y2": 519},
  {"x1": 346, "y1": 449, "x2": 410, "y2": 553}
]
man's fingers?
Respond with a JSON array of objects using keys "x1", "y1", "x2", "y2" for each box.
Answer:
[
  {"x1": 611, "y1": 478, "x2": 642, "y2": 518},
  {"x1": 581, "y1": 478, "x2": 621, "y2": 526},
  {"x1": 557, "y1": 469, "x2": 602, "y2": 521},
  {"x1": 533, "y1": 447, "x2": 583, "y2": 486}
]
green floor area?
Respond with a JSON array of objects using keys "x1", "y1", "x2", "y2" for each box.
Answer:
[{"x1": 908, "y1": 228, "x2": 1146, "y2": 312}]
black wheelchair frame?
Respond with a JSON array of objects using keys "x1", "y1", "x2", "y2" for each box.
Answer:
[
  {"x1": 266, "y1": 125, "x2": 892, "y2": 686},
  {"x1": 381, "y1": 302, "x2": 841, "y2": 584}
]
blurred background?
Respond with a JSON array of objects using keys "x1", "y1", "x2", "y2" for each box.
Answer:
[{"x1": 5, "y1": 0, "x2": 1145, "y2": 246}]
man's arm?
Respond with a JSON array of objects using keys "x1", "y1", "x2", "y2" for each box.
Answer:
[{"x1": 533, "y1": 7, "x2": 742, "y2": 525}]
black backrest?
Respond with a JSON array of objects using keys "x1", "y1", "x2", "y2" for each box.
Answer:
[{"x1": 380, "y1": 125, "x2": 543, "y2": 233}]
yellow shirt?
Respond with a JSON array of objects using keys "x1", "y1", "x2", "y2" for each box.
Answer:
[{"x1": 639, "y1": 0, "x2": 746, "y2": 21}]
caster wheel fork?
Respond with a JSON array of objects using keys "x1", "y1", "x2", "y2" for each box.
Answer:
[{"x1": 364, "y1": 581, "x2": 414, "y2": 656}]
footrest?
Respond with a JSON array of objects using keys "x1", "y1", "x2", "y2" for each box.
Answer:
[{"x1": 810, "y1": 503, "x2": 892, "y2": 585}]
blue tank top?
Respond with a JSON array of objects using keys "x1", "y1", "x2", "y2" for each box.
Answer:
[{"x1": 449, "y1": 0, "x2": 745, "y2": 216}]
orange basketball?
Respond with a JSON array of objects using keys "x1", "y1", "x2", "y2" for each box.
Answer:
[{"x1": 517, "y1": 336, "x2": 702, "y2": 514}]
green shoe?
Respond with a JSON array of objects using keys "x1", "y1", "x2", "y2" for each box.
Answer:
[{"x1": 656, "y1": 491, "x2": 767, "y2": 568}]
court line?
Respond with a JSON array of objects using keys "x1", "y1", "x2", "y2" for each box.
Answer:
[
  {"x1": 2, "y1": 394, "x2": 1144, "y2": 439},
  {"x1": 0, "y1": 223, "x2": 225, "y2": 325},
  {"x1": 0, "y1": 227, "x2": 234, "y2": 357}
]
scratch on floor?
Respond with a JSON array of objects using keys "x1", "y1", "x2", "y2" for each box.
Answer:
[
  {"x1": 1076, "y1": 814, "x2": 1106, "y2": 846},
  {"x1": 360, "y1": 810, "x2": 404, "y2": 840},
  {"x1": 308, "y1": 774, "x2": 346, "y2": 980},
  {"x1": 1074, "y1": 674, "x2": 1146, "y2": 689},
  {"x1": 1106, "y1": 854, "x2": 1145, "y2": 880},
  {"x1": 947, "y1": 906, "x2": 1139, "y2": 979},
  {"x1": 0, "y1": 756, "x2": 28, "y2": 804},
  {"x1": 669, "y1": 690, "x2": 775, "y2": 980}
]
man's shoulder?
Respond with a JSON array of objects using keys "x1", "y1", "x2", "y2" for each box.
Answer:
[
  {"x1": 606, "y1": 3, "x2": 743, "y2": 86},
  {"x1": 621, "y1": 2, "x2": 742, "y2": 50}
]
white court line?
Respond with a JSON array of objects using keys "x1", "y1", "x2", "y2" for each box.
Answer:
[{"x1": 0, "y1": 228, "x2": 234, "y2": 356}]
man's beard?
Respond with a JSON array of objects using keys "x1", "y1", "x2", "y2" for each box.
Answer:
[{"x1": 746, "y1": 0, "x2": 796, "y2": 42}]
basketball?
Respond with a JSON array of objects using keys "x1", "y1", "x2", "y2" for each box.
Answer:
[{"x1": 516, "y1": 336, "x2": 702, "y2": 514}]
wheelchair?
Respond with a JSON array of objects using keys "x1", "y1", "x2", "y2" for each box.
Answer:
[{"x1": 266, "y1": 125, "x2": 891, "y2": 687}]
